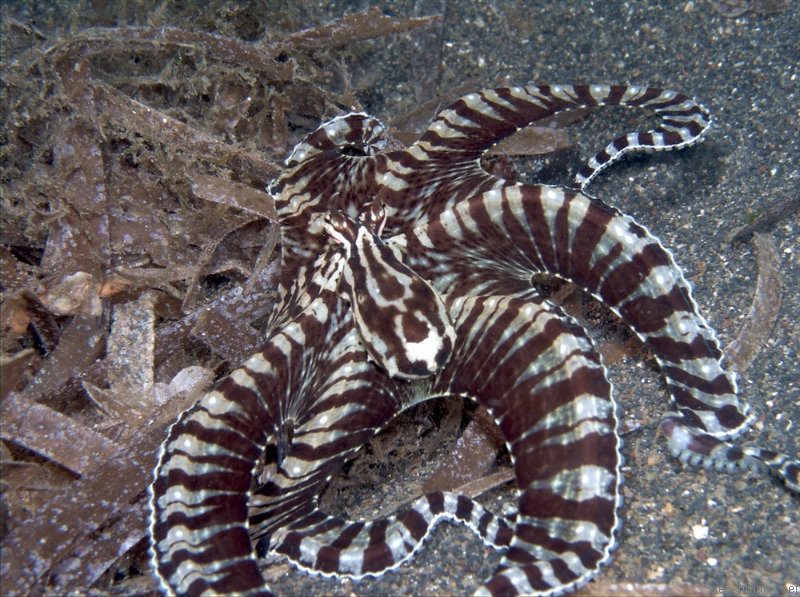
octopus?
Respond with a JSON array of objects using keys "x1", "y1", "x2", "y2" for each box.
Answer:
[{"x1": 149, "y1": 84, "x2": 799, "y2": 596}]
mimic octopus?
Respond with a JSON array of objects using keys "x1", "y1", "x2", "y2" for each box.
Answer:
[{"x1": 150, "y1": 84, "x2": 799, "y2": 596}]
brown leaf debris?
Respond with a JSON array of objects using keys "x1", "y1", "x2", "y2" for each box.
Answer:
[{"x1": 0, "y1": 6, "x2": 442, "y2": 595}]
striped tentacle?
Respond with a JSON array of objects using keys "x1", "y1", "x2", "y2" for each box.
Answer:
[
  {"x1": 567, "y1": 85, "x2": 711, "y2": 189},
  {"x1": 401, "y1": 184, "x2": 799, "y2": 490},
  {"x1": 151, "y1": 284, "x2": 407, "y2": 596},
  {"x1": 284, "y1": 112, "x2": 389, "y2": 168},
  {"x1": 661, "y1": 423, "x2": 800, "y2": 492},
  {"x1": 150, "y1": 359, "x2": 276, "y2": 595},
  {"x1": 433, "y1": 293, "x2": 619, "y2": 596},
  {"x1": 379, "y1": 85, "x2": 710, "y2": 234},
  {"x1": 264, "y1": 491, "x2": 513, "y2": 579}
]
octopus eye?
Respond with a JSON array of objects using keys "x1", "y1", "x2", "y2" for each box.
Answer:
[{"x1": 339, "y1": 145, "x2": 369, "y2": 157}]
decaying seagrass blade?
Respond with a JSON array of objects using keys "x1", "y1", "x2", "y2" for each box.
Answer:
[{"x1": 724, "y1": 233, "x2": 782, "y2": 372}]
